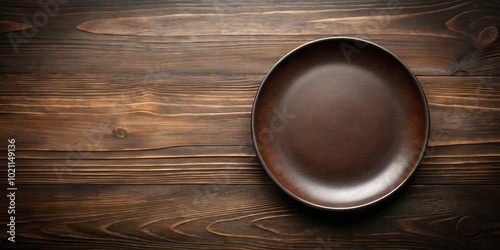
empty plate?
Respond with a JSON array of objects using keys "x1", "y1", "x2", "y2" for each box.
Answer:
[{"x1": 252, "y1": 37, "x2": 429, "y2": 211}]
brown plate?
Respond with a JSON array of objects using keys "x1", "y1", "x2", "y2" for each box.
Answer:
[{"x1": 252, "y1": 37, "x2": 429, "y2": 211}]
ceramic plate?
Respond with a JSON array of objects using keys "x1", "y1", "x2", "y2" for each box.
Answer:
[{"x1": 252, "y1": 37, "x2": 429, "y2": 211}]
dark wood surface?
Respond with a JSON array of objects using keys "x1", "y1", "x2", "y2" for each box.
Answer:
[{"x1": 0, "y1": 0, "x2": 499, "y2": 249}]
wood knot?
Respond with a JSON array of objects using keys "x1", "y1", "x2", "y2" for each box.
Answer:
[
  {"x1": 113, "y1": 127, "x2": 127, "y2": 138},
  {"x1": 477, "y1": 26, "x2": 498, "y2": 47},
  {"x1": 456, "y1": 216, "x2": 482, "y2": 237},
  {"x1": 445, "y1": 8, "x2": 500, "y2": 48}
]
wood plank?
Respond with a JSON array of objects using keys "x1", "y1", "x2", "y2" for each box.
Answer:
[
  {"x1": 0, "y1": 33, "x2": 496, "y2": 76},
  {"x1": 0, "y1": 184, "x2": 499, "y2": 249},
  {"x1": 0, "y1": 0, "x2": 499, "y2": 75},
  {"x1": 0, "y1": 76, "x2": 499, "y2": 185},
  {"x1": 1, "y1": 75, "x2": 499, "y2": 150}
]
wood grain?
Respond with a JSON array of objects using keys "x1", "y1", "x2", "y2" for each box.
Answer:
[
  {"x1": 0, "y1": 184, "x2": 499, "y2": 249},
  {"x1": 0, "y1": 0, "x2": 499, "y2": 249},
  {"x1": 75, "y1": 0, "x2": 500, "y2": 50},
  {"x1": 0, "y1": 0, "x2": 499, "y2": 76},
  {"x1": 0, "y1": 76, "x2": 498, "y2": 185},
  {"x1": 0, "y1": 21, "x2": 32, "y2": 33}
]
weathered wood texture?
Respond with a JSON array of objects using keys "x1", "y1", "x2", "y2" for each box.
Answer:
[
  {"x1": 0, "y1": 185, "x2": 499, "y2": 249},
  {"x1": 0, "y1": 0, "x2": 499, "y2": 249},
  {"x1": 0, "y1": 0, "x2": 499, "y2": 76}
]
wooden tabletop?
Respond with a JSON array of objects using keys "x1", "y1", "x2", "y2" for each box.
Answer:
[{"x1": 1, "y1": 0, "x2": 499, "y2": 249}]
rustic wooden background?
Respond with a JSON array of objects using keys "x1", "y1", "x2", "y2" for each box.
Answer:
[{"x1": 1, "y1": 0, "x2": 499, "y2": 249}]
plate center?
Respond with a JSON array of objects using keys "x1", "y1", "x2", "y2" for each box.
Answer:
[{"x1": 278, "y1": 63, "x2": 401, "y2": 187}]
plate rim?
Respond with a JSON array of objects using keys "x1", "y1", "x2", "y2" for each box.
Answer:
[{"x1": 251, "y1": 36, "x2": 430, "y2": 211}]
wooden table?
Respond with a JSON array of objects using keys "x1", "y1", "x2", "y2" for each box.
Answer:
[{"x1": 1, "y1": 0, "x2": 499, "y2": 249}]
